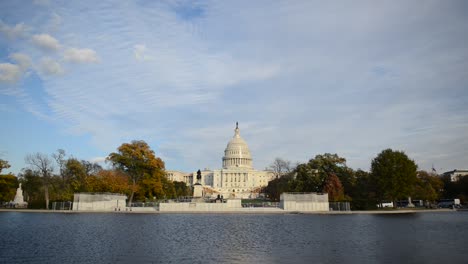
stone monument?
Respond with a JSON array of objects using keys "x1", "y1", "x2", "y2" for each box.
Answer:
[
  {"x1": 11, "y1": 183, "x2": 28, "y2": 208},
  {"x1": 193, "y1": 169, "x2": 204, "y2": 198}
]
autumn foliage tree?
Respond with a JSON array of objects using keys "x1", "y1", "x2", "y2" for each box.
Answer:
[
  {"x1": 86, "y1": 170, "x2": 131, "y2": 194},
  {"x1": 107, "y1": 140, "x2": 166, "y2": 206},
  {"x1": 323, "y1": 173, "x2": 345, "y2": 202}
]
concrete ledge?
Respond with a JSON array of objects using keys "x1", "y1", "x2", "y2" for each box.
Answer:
[{"x1": 0, "y1": 208, "x2": 457, "y2": 214}]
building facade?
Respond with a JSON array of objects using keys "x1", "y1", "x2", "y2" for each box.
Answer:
[
  {"x1": 167, "y1": 123, "x2": 275, "y2": 198},
  {"x1": 441, "y1": 169, "x2": 468, "y2": 182}
]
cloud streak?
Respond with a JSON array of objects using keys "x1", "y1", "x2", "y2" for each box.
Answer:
[
  {"x1": 1, "y1": 0, "x2": 467, "y2": 174},
  {"x1": 64, "y1": 48, "x2": 99, "y2": 63}
]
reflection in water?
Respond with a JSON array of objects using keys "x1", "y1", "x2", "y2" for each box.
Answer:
[{"x1": 0, "y1": 212, "x2": 467, "y2": 263}]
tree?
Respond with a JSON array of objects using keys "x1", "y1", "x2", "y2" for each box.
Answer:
[
  {"x1": 268, "y1": 158, "x2": 292, "y2": 179},
  {"x1": 86, "y1": 170, "x2": 131, "y2": 194},
  {"x1": 351, "y1": 170, "x2": 378, "y2": 210},
  {"x1": 263, "y1": 173, "x2": 294, "y2": 201},
  {"x1": 0, "y1": 159, "x2": 11, "y2": 174},
  {"x1": 81, "y1": 160, "x2": 103, "y2": 176},
  {"x1": 25, "y1": 153, "x2": 54, "y2": 209},
  {"x1": 173, "y1": 181, "x2": 191, "y2": 197},
  {"x1": 0, "y1": 174, "x2": 18, "y2": 202},
  {"x1": 289, "y1": 163, "x2": 323, "y2": 192},
  {"x1": 64, "y1": 158, "x2": 88, "y2": 193},
  {"x1": 107, "y1": 140, "x2": 165, "y2": 206},
  {"x1": 289, "y1": 153, "x2": 353, "y2": 196},
  {"x1": 370, "y1": 149, "x2": 417, "y2": 208},
  {"x1": 18, "y1": 169, "x2": 44, "y2": 208},
  {"x1": 323, "y1": 173, "x2": 345, "y2": 202},
  {"x1": 412, "y1": 171, "x2": 443, "y2": 204},
  {"x1": 52, "y1": 149, "x2": 66, "y2": 182}
]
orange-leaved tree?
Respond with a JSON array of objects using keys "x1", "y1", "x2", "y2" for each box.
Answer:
[{"x1": 107, "y1": 140, "x2": 165, "y2": 206}]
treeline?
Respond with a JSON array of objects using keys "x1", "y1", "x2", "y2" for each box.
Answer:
[
  {"x1": 2, "y1": 144, "x2": 467, "y2": 210},
  {"x1": 263, "y1": 150, "x2": 467, "y2": 210},
  {"x1": 0, "y1": 140, "x2": 191, "y2": 209}
]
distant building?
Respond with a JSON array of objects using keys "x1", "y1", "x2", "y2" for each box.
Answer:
[
  {"x1": 441, "y1": 169, "x2": 468, "y2": 182},
  {"x1": 166, "y1": 123, "x2": 275, "y2": 199}
]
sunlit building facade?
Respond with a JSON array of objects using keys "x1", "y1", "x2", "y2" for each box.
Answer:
[{"x1": 167, "y1": 123, "x2": 275, "y2": 198}]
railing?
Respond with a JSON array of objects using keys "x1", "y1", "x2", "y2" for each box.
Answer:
[
  {"x1": 242, "y1": 202, "x2": 279, "y2": 208},
  {"x1": 329, "y1": 202, "x2": 351, "y2": 211},
  {"x1": 282, "y1": 192, "x2": 326, "y2": 195},
  {"x1": 130, "y1": 202, "x2": 158, "y2": 207},
  {"x1": 51, "y1": 201, "x2": 73, "y2": 210}
]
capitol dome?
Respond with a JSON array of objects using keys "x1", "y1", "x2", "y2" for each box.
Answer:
[{"x1": 222, "y1": 122, "x2": 253, "y2": 169}]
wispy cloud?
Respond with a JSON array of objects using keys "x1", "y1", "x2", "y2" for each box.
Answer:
[
  {"x1": 64, "y1": 48, "x2": 99, "y2": 63},
  {"x1": 38, "y1": 57, "x2": 63, "y2": 75},
  {"x1": 0, "y1": 63, "x2": 21, "y2": 83},
  {"x1": 1, "y1": 0, "x2": 467, "y2": 173},
  {"x1": 0, "y1": 20, "x2": 29, "y2": 39},
  {"x1": 9, "y1": 53, "x2": 31, "y2": 70}
]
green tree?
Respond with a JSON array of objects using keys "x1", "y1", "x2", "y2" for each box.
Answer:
[
  {"x1": 289, "y1": 162, "x2": 323, "y2": 192},
  {"x1": 289, "y1": 153, "x2": 353, "y2": 197},
  {"x1": 351, "y1": 169, "x2": 378, "y2": 210},
  {"x1": 18, "y1": 169, "x2": 44, "y2": 208},
  {"x1": 370, "y1": 149, "x2": 417, "y2": 208},
  {"x1": 107, "y1": 140, "x2": 166, "y2": 206},
  {"x1": 0, "y1": 174, "x2": 18, "y2": 202},
  {"x1": 0, "y1": 159, "x2": 11, "y2": 174},
  {"x1": 412, "y1": 171, "x2": 443, "y2": 204},
  {"x1": 64, "y1": 158, "x2": 88, "y2": 193},
  {"x1": 264, "y1": 173, "x2": 294, "y2": 201},
  {"x1": 173, "y1": 181, "x2": 191, "y2": 197}
]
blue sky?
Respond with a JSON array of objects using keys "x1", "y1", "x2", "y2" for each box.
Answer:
[{"x1": 1, "y1": 0, "x2": 467, "y2": 175}]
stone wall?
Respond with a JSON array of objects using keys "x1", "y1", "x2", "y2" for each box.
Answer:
[
  {"x1": 280, "y1": 193, "x2": 329, "y2": 212},
  {"x1": 72, "y1": 193, "x2": 127, "y2": 211},
  {"x1": 159, "y1": 199, "x2": 242, "y2": 212}
]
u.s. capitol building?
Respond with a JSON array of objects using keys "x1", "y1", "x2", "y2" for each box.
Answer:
[{"x1": 167, "y1": 123, "x2": 275, "y2": 198}]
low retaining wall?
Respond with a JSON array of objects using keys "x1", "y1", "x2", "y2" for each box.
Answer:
[
  {"x1": 159, "y1": 199, "x2": 241, "y2": 212},
  {"x1": 73, "y1": 193, "x2": 127, "y2": 211},
  {"x1": 280, "y1": 193, "x2": 329, "y2": 212}
]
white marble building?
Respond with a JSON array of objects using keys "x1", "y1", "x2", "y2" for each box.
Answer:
[
  {"x1": 167, "y1": 123, "x2": 275, "y2": 198},
  {"x1": 441, "y1": 169, "x2": 468, "y2": 182}
]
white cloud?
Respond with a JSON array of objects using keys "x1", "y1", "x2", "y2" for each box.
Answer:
[
  {"x1": 64, "y1": 48, "x2": 99, "y2": 63},
  {"x1": 134, "y1": 44, "x2": 152, "y2": 61},
  {"x1": 32, "y1": 34, "x2": 61, "y2": 51},
  {"x1": 0, "y1": 20, "x2": 29, "y2": 39},
  {"x1": 90, "y1": 156, "x2": 107, "y2": 163},
  {"x1": 0, "y1": 63, "x2": 21, "y2": 83},
  {"x1": 2, "y1": 1, "x2": 468, "y2": 173},
  {"x1": 38, "y1": 57, "x2": 63, "y2": 75},
  {"x1": 9, "y1": 53, "x2": 31, "y2": 71}
]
